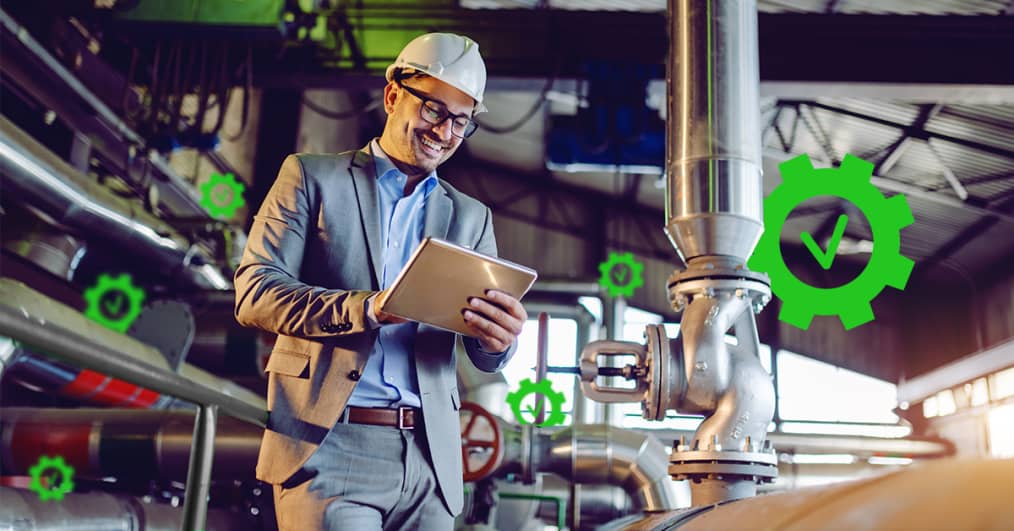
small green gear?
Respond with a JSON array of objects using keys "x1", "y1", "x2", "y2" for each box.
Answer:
[
  {"x1": 83, "y1": 273, "x2": 145, "y2": 333},
  {"x1": 200, "y1": 172, "x2": 246, "y2": 220},
  {"x1": 598, "y1": 251, "x2": 645, "y2": 298},
  {"x1": 748, "y1": 154, "x2": 914, "y2": 330},
  {"x1": 28, "y1": 455, "x2": 75, "y2": 501},
  {"x1": 506, "y1": 378, "x2": 567, "y2": 427}
]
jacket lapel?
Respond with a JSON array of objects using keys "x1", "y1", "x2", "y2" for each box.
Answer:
[
  {"x1": 423, "y1": 182, "x2": 453, "y2": 241},
  {"x1": 349, "y1": 145, "x2": 384, "y2": 287}
]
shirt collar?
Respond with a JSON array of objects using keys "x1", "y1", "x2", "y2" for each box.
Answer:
[{"x1": 370, "y1": 139, "x2": 439, "y2": 197}]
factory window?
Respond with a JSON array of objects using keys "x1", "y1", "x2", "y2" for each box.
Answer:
[
  {"x1": 990, "y1": 367, "x2": 1014, "y2": 401},
  {"x1": 777, "y1": 350, "x2": 899, "y2": 425},
  {"x1": 988, "y1": 403, "x2": 1014, "y2": 458},
  {"x1": 503, "y1": 317, "x2": 579, "y2": 426}
]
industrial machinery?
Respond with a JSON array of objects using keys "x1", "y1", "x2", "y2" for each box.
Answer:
[{"x1": 578, "y1": 0, "x2": 776, "y2": 508}]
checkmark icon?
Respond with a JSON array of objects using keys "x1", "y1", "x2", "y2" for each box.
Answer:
[
  {"x1": 103, "y1": 292, "x2": 124, "y2": 318},
  {"x1": 611, "y1": 265, "x2": 630, "y2": 285},
  {"x1": 44, "y1": 470, "x2": 61, "y2": 489},
  {"x1": 801, "y1": 214, "x2": 849, "y2": 270},
  {"x1": 524, "y1": 399, "x2": 545, "y2": 421},
  {"x1": 212, "y1": 185, "x2": 232, "y2": 206}
]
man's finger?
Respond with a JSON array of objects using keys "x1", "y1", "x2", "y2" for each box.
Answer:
[
  {"x1": 468, "y1": 297, "x2": 523, "y2": 336},
  {"x1": 463, "y1": 310, "x2": 511, "y2": 350},
  {"x1": 485, "y1": 290, "x2": 527, "y2": 321}
]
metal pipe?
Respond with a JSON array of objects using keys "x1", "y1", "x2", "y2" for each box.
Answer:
[
  {"x1": 0, "y1": 8, "x2": 212, "y2": 219},
  {"x1": 497, "y1": 493, "x2": 566, "y2": 530},
  {"x1": 677, "y1": 295, "x2": 773, "y2": 451},
  {"x1": 0, "y1": 486, "x2": 245, "y2": 531},
  {"x1": 1, "y1": 278, "x2": 265, "y2": 412},
  {"x1": 531, "y1": 279, "x2": 603, "y2": 296},
  {"x1": 0, "y1": 408, "x2": 262, "y2": 481},
  {"x1": 665, "y1": 0, "x2": 763, "y2": 263},
  {"x1": 0, "y1": 283, "x2": 267, "y2": 428},
  {"x1": 609, "y1": 457, "x2": 1014, "y2": 530},
  {"x1": 0, "y1": 115, "x2": 229, "y2": 290},
  {"x1": 538, "y1": 424, "x2": 685, "y2": 512},
  {"x1": 181, "y1": 404, "x2": 218, "y2": 531}
]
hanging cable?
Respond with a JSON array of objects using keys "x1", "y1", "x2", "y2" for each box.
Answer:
[
  {"x1": 474, "y1": 74, "x2": 554, "y2": 135},
  {"x1": 474, "y1": 7, "x2": 560, "y2": 135},
  {"x1": 223, "y1": 44, "x2": 254, "y2": 141},
  {"x1": 301, "y1": 94, "x2": 382, "y2": 120}
]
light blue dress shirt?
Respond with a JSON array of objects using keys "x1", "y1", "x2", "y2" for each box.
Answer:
[{"x1": 346, "y1": 140, "x2": 438, "y2": 409}]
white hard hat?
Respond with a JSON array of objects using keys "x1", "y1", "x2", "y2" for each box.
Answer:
[{"x1": 385, "y1": 33, "x2": 488, "y2": 114}]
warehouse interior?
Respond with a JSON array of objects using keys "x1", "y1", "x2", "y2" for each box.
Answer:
[{"x1": 1, "y1": 0, "x2": 1013, "y2": 530}]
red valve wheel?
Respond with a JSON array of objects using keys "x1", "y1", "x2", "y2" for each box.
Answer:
[{"x1": 460, "y1": 401, "x2": 504, "y2": 482}]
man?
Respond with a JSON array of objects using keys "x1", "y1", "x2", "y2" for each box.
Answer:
[{"x1": 234, "y1": 33, "x2": 527, "y2": 530}]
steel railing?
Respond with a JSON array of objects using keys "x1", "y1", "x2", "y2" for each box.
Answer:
[{"x1": 0, "y1": 299, "x2": 267, "y2": 531}]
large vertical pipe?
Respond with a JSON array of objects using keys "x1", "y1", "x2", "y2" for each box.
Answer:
[{"x1": 665, "y1": 0, "x2": 763, "y2": 264}]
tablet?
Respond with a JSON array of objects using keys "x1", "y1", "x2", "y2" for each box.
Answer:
[{"x1": 382, "y1": 237, "x2": 538, "y2": 337}]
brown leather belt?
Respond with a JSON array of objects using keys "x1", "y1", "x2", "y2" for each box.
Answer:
[{"x1": 343, "y1": 406, "x2": 419, "y2": 429}]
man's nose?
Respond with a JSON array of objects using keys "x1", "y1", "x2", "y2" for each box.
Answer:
[{"x1": 431, "y1": 117, "x2": 455, "y2": 141}]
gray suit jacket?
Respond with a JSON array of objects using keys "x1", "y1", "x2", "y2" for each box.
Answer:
[{"x1": 234, "y1": 144, "x2": 515, "y2": 516}]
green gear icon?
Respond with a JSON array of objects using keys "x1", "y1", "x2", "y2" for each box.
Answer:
[
  {"x1": 83, "y1": 273, "x2": 145, "y2": 333},
  {"x1": 200, "y1": 172, "x2": 246, "y2": 219},
  {"x1": 748, "y1": 154, "x2": 914, "y2": 330},
  {"x1": 506, "y1": 378, "x2": 567, "y2": 427},
  {"x1": 29, "y1": 455, "x2": 75, "y2": 501},
  {"x1": 598, "y1": 251, "x2": 645, "y2": 298}
]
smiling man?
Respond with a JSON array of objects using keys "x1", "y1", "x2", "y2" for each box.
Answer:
[{"x1": 234, "y1": 33, "x2": 526, "y2": 530}]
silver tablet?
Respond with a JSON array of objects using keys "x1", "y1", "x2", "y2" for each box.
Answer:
[{"x1": 382, "y1": 237, "x2": 538, "y2": 337}]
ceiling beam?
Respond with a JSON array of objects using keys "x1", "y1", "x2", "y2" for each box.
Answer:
[{"x1": 150, "y1": 9, "x2": 1014, "y2": 88}]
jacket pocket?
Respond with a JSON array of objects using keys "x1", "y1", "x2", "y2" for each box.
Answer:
[{"x1": 265, "y1": 350, "x2": 310, "y2": 378}]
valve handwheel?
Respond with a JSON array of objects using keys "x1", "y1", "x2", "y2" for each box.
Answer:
[{"x1": 459, "y1": 401, "x2": 504, "y2": 482}]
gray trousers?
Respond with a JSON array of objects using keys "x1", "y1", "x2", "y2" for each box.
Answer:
[{"x1": 272, "y1": 417, "x2": 454, "y2": 531}]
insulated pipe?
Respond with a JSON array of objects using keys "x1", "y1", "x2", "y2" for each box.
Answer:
[
  {"x1": 602, "y1": 458, "x2": 1014, "y2": 530},
  {"x1": 0, "y1": 487, "x2": 246, "y2": 531},
  {"x1": 0, "y1": 279, "x2": 267, "y2": 426},
  {"x1": 537, "y1": 424, "x2": 685, "y2": 512},
  {"x1": 665, "y1": 0, "x2": 764, "y2": 263},
  {"x1": 0, "y1": 408, "x2": 261, "y2": 481},
  {"x1": 0, "y1": 115, "x2": 229, "y2": 290},
  {"x1": 0, "y1": 8, "x2": 212, "y2": 219}
]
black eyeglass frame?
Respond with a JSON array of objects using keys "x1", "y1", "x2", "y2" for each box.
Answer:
[{"x1": 395, "y1": 79, "x2": 480, "y2": 139}]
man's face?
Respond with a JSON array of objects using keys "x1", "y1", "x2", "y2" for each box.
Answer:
[{"x1": 379, "y1": 75, "x2": 475, "y2": 177}]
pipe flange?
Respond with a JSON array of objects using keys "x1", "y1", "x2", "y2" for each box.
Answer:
[
  {"x1": 669, "y1": 278, "x2": 771, "y2": 314},
  {"x1": 668, "y1": 263, "x2": 770, "y2": 288},
  {"x1": 669, "y1": 449, "x2": 778, "y2": 483},
  {"x1": 642, "y1": 324, "x2": 666, "y2": 421}
]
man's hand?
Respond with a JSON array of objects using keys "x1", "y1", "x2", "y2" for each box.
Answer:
[
  {"x1": 463, "y1": 289, "x2": 527, "y2": 352},
  {"x1": 373, "y1": 289, "x2": 408, "y2": 324}
]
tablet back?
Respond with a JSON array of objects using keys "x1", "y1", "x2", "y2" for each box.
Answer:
[{"x1": 382, "y1": 237, "x2": 538, "y2": 336}]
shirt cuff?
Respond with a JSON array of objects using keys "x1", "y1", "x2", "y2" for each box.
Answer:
[
  {"x1": 364, "y1": 293, "x2": 382, "y2": 330},
  {"x1": 466, "y1": 336, "x2": 510, "y2": 355}
]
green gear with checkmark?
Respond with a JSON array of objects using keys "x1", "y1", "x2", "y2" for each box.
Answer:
[
  {"x1": 200, "y1": 172, "x2": 246, "y2": 220},
  {"x1": 83, "y1": 273, "x2": 145, "y2": 333},
  {"x1": 506, "y1": 378, "x2": 567, "y2": 427},
  {"x1": 748, "y1": 154, "x2": 914, "y2": 330},
  {"x1": 28, "y1": 455, "x2": 75, "y2": 501},
  {"x1": 598, "y1": 252, "x2": 645, "y2": 298}
]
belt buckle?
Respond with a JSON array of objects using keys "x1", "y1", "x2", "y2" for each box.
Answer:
[{"x1": 397, "y1": 406, "x2": 413, "y2": 430}]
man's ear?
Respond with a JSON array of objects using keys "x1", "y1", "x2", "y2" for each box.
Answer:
[{"x1": 383, "y1": 82, "x2": 399, "y2": 115}]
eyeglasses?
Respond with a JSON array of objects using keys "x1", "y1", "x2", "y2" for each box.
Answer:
[{"x1": 396, "y1": 80, "x2": 479, "y2": 139}]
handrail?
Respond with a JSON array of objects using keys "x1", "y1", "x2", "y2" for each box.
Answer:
[
  {"x1": 0, "y1": 287, "x2": 267, "y2": 531},
  {"x1": 0, "y1": 305, "x2": 267, "y2": 428}
]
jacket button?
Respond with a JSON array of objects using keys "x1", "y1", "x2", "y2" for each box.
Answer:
[{"x1": 348, "y1": 370, "x2": 361, "y2": 381}]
